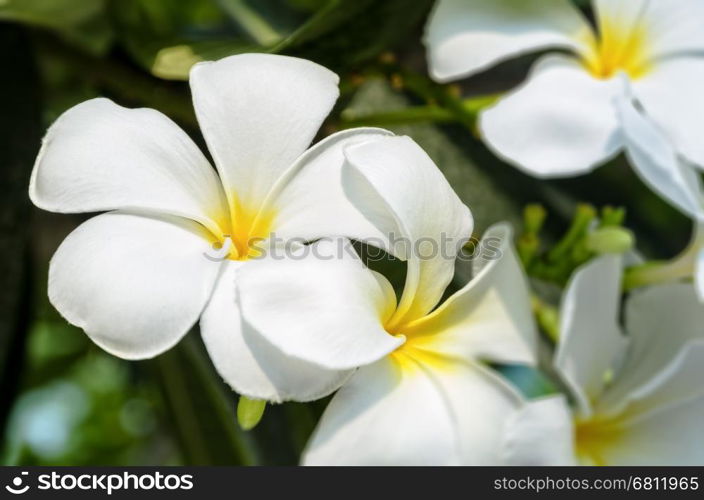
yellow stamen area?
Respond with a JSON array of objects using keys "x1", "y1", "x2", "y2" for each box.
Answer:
[
  {"x1": 208, "y1": 195, "x2": 277, "y2": 261},
  {"x1": 581, "y1": 17, "x2": 652, "y2": 80},
  {"x1": 386, "y1": 320, "x2": 458, "y2": 374},
  {"x1": 389, "y1": 341, "x2": 456, "y2": 374},
  {"x1": 574, "y1": 415, "x2": 625, "y2": 466}
]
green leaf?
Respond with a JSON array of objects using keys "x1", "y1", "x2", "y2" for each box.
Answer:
[
  {"x1": 0, "y1": 0, "x2": 103, "y2": 28},
  {"x1": 150, "y1": 336, "x2": 259, "y2": 465},
  {"x1": 273, "y1": 0, "x2": 373, "y2": 52},
  {"x1": 283, "y1": 0, "x2": 435, "y2": 71},
  {"x1": 112, "y1": 0, "x2": 233, "y2": 76},
  {"x1": 237, "y1": 397, "x2": 267, "y2": 431},
  {"x1": 0, "y1": 0, "x2": 113, "y2": 55},
  {"x1": 117, "y1": 0, "x2": 434, "y2": 80},
  {"x1": 151, "y1": 40, "x2": 261, "y2": 80},
  {"x1": 217, "y1": 0, "x2": 292, "y2": 46}
]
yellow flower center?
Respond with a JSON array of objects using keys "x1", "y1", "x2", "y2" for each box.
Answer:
[
  {"x1": 574, "y1": 414, "x2": 625, "y2": 466},
  {"x1": 581, "y1": 17, "x2": 652, "y2": 80},
  {"x1": 208, "y1": 196, "x2": 277, "y2": 261},
  {"x1": 386, "y1": 320, "x2": 457, "y2": 374}
]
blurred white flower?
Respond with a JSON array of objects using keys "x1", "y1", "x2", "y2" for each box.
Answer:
[
  {"x1": 30, "y1": 53, "x2": 396, "y2": 403},
  {"x1": 235, "y1": 136, "x2": 540, "y2": 465},
  {"x1": 425, "y1": 0, "x2": 704, "y2": 179},
  {"x1": 618, "y1": 99, "x2": 704, "y2": 301},
  {"x1": 513, "y1": 256, "x2": 704, "y2": 465}
]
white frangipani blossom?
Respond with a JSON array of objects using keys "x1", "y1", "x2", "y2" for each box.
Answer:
[
  {"x1": 514, "y1": 256, "x2": 704, "y2": 466},
  {"x1": 235, "y1": 135, "x2": 540, "y2": 465},
  {"x1": 425, "y1": 0, "x2": 704, "y2": 180},
  {"x1": 30, "y1": 53, "x2": 402, "y2": 403}
]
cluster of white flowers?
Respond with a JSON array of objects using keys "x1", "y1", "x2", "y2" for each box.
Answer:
[{"x1": 30, "y1": 0, "x2": 703, "y2": 465}]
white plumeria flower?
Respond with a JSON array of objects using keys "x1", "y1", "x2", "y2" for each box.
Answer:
[
  {"x1": 30, "y1": 53, "x2": 401, "y2": 403},
  {"x1": 513, "y1": 256, "x2": 704, "y2": 465},
  {"x1": 234, "y1": 136, "x2": 540, "y2": 465},
  {"x1": 425, "y1": 0, "x2": 704, "y2": 178}
]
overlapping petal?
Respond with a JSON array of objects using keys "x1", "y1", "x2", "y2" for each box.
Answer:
[
  {"x1": 303, "y1": 356, "x2": 520, "y2": 465},
  {"x1": 432, "y1": 363, "x2": 522, "y2": 465},
  {"x1": 342, "y1": 135, "x2": 473, "y2": 327},
  {"x1": 634, "y1": 58, "x2": 704, "y2": 169},
  {"x1": 267, "y1": 128, "x2": 395, "y2": 244},
  {"x1": 593, "y1": 396, "x2": 704, "y2": 466},
  {"x1": 48, "y1": 212, "x2": 222, "y2": 360},
  {"x1": 200, "y1": 262, "x2": 352, "y2": 403},
  {"x1": 618, "y1": 98, "x2": 704, "y2": 221},
  {"x1": 235, "y1": 239, "x2": 402, "y2": 371},
  {"x1": 400, "y1": 224, "x2": 537, "y2": 366},
  {"x1": 554, "y1": 255, "x2": 629, "y2": 417},
  {"x1": 502, "y1": 396, "x2": 577, "y2": 466},
  {"x1": 302, "y1": 357, "x2": 460, "y2": 465},
  {"x1": 597, "y1": 284, "x2": 704, "y2": 417},
  {"x1": 425, "y1": 0, "x2": 592, "y2": 82}
]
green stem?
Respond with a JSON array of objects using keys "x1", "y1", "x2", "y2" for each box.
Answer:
[
  {"x1": 354, "y1": 61, "x2": 500, "y2": 130},
  {"x1": 340, "y1": 105, "x2": 456, "y2": 128},
  {"x1": 624, "y1": 224, "x2": 702, "y2": 291},
  {"x1": 395, "y1": 71, "x2": 494, "y2": 129},
  {"x1": 532, "y1": 296, "x2": 560, "y2": 344},
  {"x1": 623, "y1": 256, "x2": 696, "y2": 291},
  {"x1": 546, "y1": 204, "x2": 596, "y2": 263},
  {"x1": 155, "y1": 350, "x2": 212, "y2": 465},
  {"x1": 181, "y1": 337, "x2": 259, "y2": 465},
  {"x1": 216, "y1": 0, "x2": 282, "y2": 46}
]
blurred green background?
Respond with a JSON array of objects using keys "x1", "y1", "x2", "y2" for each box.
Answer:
[{"x1": 0, "y1": 0, "x2": 691, "y2": 465}]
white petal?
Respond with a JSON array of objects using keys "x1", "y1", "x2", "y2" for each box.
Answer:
[
  {"x1": 268, "y1": 128, "x2": 395, "y2": 244},
  {"x1": 597, "y1": 395, "x2": 704, "y2": 466},
  {"x1": 424, "y1": 0, "x2": 592, "y2": 82},
  {"x1": 634, "y1": 58, "x2": 704, "y2": 168},
  {"x1": 400, "y1": 224, "x2": 537, "y2": 366},
  {"x1": 596, "y1": 0, "x2": 704, "y2": 59},
  {"x1": 554, "y1": 255, "x2": 629, "y2": 417},
  {"x1": 342, "y1": 135, "x2": 473, "y2": 327},
  {"x1": 200, "y1": 261, "x2": 351, "y2": 403},
  {"x1": 48, "y1": 212, "x2": 221, "y2": 359},
  {"x1": 303, "y1": 357, "x2": 519, "y2": 465},
  {"x1": 432, "y1": 363, "x2": 523, "y2": 465},
  {"x1": 235, "y1": 238, "x2": 402, "y2": 371},
  {"x1": 598, "y1": 283, "x2": 704, "y2": 416},
  {"x1": 617, "y1": 97, "x2": 704, "y2": 221},
  {"x1": 502, "y1": 396, "x2": 578, "y2": 466},
  {"x1": 29, "y1": 98, "x2": 227, "y2": 233},
  {"x1": 302, "y1": 357, "x2": 461, "y2": 465},
  {"x1": 616, "y1": 341, "x2": 704, "y2": 418},
  {"x1": 190, "y1": 54, "x2": 339, "y2": 209},
  {"x1": 480, "y1": 55, "x2": 625, "y2": 177}
]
